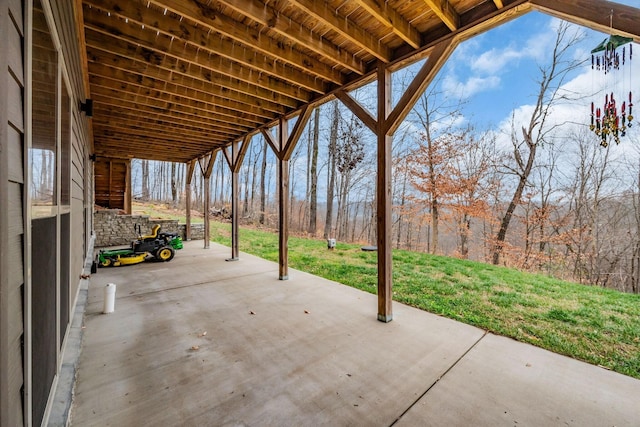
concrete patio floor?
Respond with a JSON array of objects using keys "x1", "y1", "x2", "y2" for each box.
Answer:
[{"x1": 70, "y1": 241, "x2": 640, "y2": 426}]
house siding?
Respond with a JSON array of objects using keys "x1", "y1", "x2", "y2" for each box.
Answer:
[{"x1": 1, "y1": 0, "x2": 26, "y2": 425}]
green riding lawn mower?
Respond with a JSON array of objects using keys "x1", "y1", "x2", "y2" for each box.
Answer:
[{"x1": 95, "y1": 224, "x2": 183, "y2": 269}]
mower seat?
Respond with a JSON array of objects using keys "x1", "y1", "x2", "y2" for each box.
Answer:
[{"x1": 141, "y1": 224, "x2": 161, "y2": 241}]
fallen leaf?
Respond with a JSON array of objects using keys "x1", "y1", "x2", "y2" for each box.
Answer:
[
  {"x1": 191, "y1": 345, "x2": 200, "y2": 351},
  {"x1": 304, "y1": 310, "x2": 310, "y2": 314},
  {"x1": 198, "y1": 331, "x2": 207, "y2": 337},
  {"x1": 249, "y1": 311, "x2": 256, "y2": 315}
]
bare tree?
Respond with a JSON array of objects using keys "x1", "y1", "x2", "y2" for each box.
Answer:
[{"x1": 492, "y1": 21, "x2": 585, "y2": 265}]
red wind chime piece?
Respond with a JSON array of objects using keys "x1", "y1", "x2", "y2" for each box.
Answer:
[{"x1": 589, "y1": 35, "x2": 634, "y2": 147}]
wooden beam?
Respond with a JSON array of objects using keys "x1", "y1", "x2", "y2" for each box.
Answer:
[
  {"x1": 278, "y1": 118, "x2": 289, "y2": 280},
  {"x1": 203, "y1": 152, "x2": 216, "y2": 179},
  {"x1": 203, "y1": 151, "x2": 217, "y2": 249},
  {"x1": 232, "y1": 135, "x2": 252, "y2": 174},
  {"x1": 146, "y1": 0, "x2": 345, "y2": 85},
  {"x1": 281, "y1": 105, "x2": 313, "y2": 161},
  {"x1": 124, "y1": 160, "x2": 131, "y2": 214},
  {"x1": 74, "y1": 0, "x2": 91, "y2": 99},
  {"x1": 88, "y1": 68, "x2": 279, "y2": 120},
  {"x1": 224, "y1": 136, "x2": 252, "y2": 261},
  {"x1": 90, "y1": 93, "x2": 257, "y2": 135},
  {"x1": 229, "y1": 168, "x2": 240, "y2": 261},
  {"x1": 222, "y1": 146, "x2": 233, "y2": 170},
  {"x1": 83, "y1": 3, "x2": 328, "y2": 94},
  {"x1": 85, "y1": 23, "x2": 316, "y2": 101},
  {"x1": 376, "y1": 65, "x2": 393, "y2": 322},
  {"x1": 84, "y1": 30, "x2": 305, "y2": 106},
  {"x1": 335, "y1": 90, "x2": 377, "y2": 134},
  {"x1": 422, "y1": 0, "x2": 460, "y2": 31},
  {"x1": 216, "y1": 0, "x2": 365, "y2": 74},
  {"x1": 386, "y1": 38, "x2": 456, "y2": 135},
  {"x1": 260, "y1": 128, "x2": 280, "y2": 158},
  {"x1": 530, "y1": 0, "x2": 640, "y2": 42},
  {"x1": 287, "y1": 0, "x2": 390, "y2": 62},
  {"x1": 351, "y1": 0, "x2": 421, "y2": 49}
]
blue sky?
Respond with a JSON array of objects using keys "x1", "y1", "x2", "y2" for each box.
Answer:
[{"x1": 430, "y1": 1, "x2": 639, "y2": 140}]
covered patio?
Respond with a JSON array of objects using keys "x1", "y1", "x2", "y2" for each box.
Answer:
[{"x1": 68, "y1": 241, "x2": 640, "y2": 425}]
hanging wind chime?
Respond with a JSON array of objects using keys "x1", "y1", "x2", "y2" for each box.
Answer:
[{"x1": 589, "y1": 27, "x2": 634, "y2": 147}]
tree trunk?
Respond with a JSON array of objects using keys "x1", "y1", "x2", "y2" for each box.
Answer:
[
  {"x1": 492, "y1": 136, "x2": 536, "y2": 265},
  {"x1": 259, "y1": 139, "x2": 268, "y2": 225},
  {"x1": 141, "y1": 160, "x2": 149, "y2": 200},
  {"x1": 308, "y1": 108, "x2": 320, "y2": 234},
  {"x1": 324, "y1": 102, "x2": 338, "y2": 239},
  {"x1": 171, "y1": 162, "x2": 178, "y2": 207}
]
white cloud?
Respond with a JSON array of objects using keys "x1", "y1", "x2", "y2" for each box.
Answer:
[
  {"x1": 442, "y1": 74, "x2": 501, "y2": 99},
  {"x1": 493, "y1": 45, "x2": 640, "y2": 153},
  {"x1": 471, "y1": 47, "x2": 526, "y2": 75}
]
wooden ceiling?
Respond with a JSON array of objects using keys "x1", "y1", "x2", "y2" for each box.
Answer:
[{"x1": 80, "y1": 0, "x2": 640, "y2": 163}]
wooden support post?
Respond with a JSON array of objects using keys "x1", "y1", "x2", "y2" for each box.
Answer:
[
  {"x1": 223, "y1": 136, "x2": 250, "y2": 261},
  {"x1": 203, "y1": 152, "x2": 216, "y2": 249},
  {"x1": 262, "y1": 110, "x2": 313, "y2": 280},
  {"x1": 185, "y1": 160, "x2": 196, "y2": 241},
  {"x1": 377, "y1": 65, "x2": 393, "y2": 323},
  {"x1": 278, "y1": 118, "x2": 289, "y2": 280},
  {"x1": 203, "y1": 176, "x2": 210, "y2": 248},
  {"x1": 124, "y1": 160, "x2": 132, "y2": 214},
  {"x1": 230, "y1": 168, "x2": 239, "y2": 259},
  {"x1": 336, "y1": 42, "x2": 454, "y2": 322}
]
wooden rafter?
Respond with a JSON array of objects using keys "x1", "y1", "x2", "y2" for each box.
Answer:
[
  {"x1": 87, "y1": 60, "x2": 290, "y2": 116},
  {"x1": 215, "y1": 0, "x2": 366, "y2": 74},
  {"x1": 422, "y1": 0, "x2": 460, "y2": 31},
  {"x1": 89, "y1": 70, "x2": 277, "y2": 120},
  {"x1": 146, "y1": 0, "x2": 345, "y2": 85},
  {"x1": 350, "y1": 0, "x2": 421, "y2": 49},
  {"x1": 79, "y1": 0, "x2": 640, "y2": 167},
  {"x1": 287, "y1": 0, "x2": 390, "y2": 62},
  {"x1": 83, "y1": 18, "x2": 314, "y2": 102},
  {"x1": 530, "y1": 0, "x2": 640, "y2": 43},
  {"x1": 88, "y1": 80, "x2": 264, "y2": 130},
  {"x1": 84, "y1": 0, "x2": 331, "y2": 93}
]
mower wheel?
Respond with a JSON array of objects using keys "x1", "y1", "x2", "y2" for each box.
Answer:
[
  {"x1": 100, "y1": 257, "x2": 113, "y2": 267},
  {"x1": 156, "y1": 246, "x2": 175, "y2": 262}
]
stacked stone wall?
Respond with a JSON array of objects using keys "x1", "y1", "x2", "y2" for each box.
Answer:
[{"x1": 94, "y1": 209, "x2": 204, "y2": 247}]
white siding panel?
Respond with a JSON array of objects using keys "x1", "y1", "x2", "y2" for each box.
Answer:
[
  {"x1": 8, "y1": 0, "x2": 23, "y2": 34},
  {"x1": 7, "y1": 278, "x2": 22, "y2": 346},
  {"x1": 7, "y1": 335, "x2": 24, "y2": 426},
  {"x1": 7, "y1": 77, "x2": 23, "y2": 132},
  {"x1": 7, "y1": 182, "x2": 23, "y2": 236},
  {"x1": 7, "y1": 21, "x2": 23, "y2": 86},
  {"x1": 7, "y1": 126, "x2": 23, "y2": 184}
]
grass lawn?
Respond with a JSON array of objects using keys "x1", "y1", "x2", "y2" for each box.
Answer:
[
  {"x1": 135, "y1": 205, "x2": 640, "y2": 379},
  {"x1": 204, "y1": 221, "x2": 640, "y2": 379}
]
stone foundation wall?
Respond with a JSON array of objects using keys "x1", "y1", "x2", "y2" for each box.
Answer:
[{"x1": 94, "y1": 209, "x2": 204, "y2": 247}]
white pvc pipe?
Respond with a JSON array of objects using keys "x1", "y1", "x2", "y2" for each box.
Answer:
[{"x1": 103, "y1": 283, "x2": 116, "y2": 314}]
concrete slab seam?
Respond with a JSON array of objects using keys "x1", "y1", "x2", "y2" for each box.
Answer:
[{"x1": 389, "y1": 330, "x2": 489, "y2": 426}]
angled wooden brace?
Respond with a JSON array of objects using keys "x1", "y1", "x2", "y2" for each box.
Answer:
[
  {"x1": 202, "y1": 150, "x2": 218, "y2": 248},
  {"x1": 222, "y1": 135, "x2": 252, "y2": 260}
]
